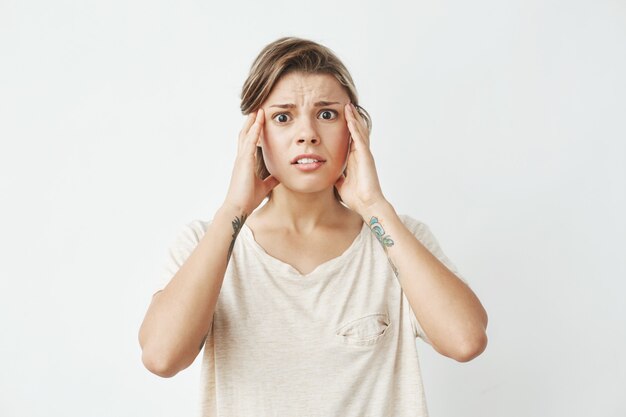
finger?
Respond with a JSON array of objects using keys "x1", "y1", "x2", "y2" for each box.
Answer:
[
  {"x1": 334, "y1": 174, "x2": 346, "y2": 193},
  {"x1": 238, "y1": 112, "x2": 257, "y2": 152},
  {"x1": 239, "y1": 112, "x2": 256, "y2": 140},
  {"x1": 335, "y1": 173, "x2": 345, "y2": 186},
  {"x1": 248, "y1": 108, "x2": 264, "y2": 136},
  {"x1": 341, "y1": 138, "x2": 352, "y2": 171},
  {"x1": 346, "y1": 106, "x2": 368, "y2": 148},
  {"x1": 346, "y1": 103, "x2": 366, "y2": 130},
  {"x1": 352, "y1": 103, "x2": 369, "y2": 130},
  {"x1": 350, "y1": 103, "x2": 370, "y2": 147},
  {"x1": 262, "y1": 174, "x2": 280, "y2": 194},
  {"x1": 346, "y1": 104, "x2": 369, "y2": 145},
  {"x1": 244, "y1": 109, "x2": 265, "y2": 153}
]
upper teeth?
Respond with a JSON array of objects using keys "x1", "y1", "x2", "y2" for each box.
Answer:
[{"x1": 296, "y1": 158, "x2": 319, "y2": 164}]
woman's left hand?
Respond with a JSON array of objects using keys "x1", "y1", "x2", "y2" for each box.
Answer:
[{"x1": 334, "y1": 103, "x2": 387, "y2": 217}]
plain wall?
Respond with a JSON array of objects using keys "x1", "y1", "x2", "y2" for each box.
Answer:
[{"x1": 1, "y1": 0, "x2": 624, "y2": 416}]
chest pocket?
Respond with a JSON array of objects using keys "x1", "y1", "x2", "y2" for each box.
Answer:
[{"x1": 335, "y1": 313, "x2": 391, "y2": 347}]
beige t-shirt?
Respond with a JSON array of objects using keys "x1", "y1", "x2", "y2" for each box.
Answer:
[{"x1": 157, "y1": 214, "x2": 467, "y2": 417}]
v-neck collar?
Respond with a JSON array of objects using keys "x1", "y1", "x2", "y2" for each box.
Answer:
[{"x1": 240, "y1": 221, "x2": 368, "y2": 278}]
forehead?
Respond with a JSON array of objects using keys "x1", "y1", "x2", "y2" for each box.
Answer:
[{"x1": 265, "y1": 71, "x2": 349, "y2": 103}]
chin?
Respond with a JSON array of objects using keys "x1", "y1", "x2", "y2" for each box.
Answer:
[
  {"x1": 267, "y1": 163, "x2": 342, "y2": 195},
  {"x1": 278, "y1": 178, "x2": 336, "y2": 195}
]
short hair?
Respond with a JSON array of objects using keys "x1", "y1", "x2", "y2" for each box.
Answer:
[{"x1": 240, "y1": 37, "x2": 371, "y2": 199}]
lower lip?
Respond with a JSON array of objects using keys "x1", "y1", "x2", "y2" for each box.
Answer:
[{"x1": 293, "y1": 161, "x2": 325, "y2": 171}]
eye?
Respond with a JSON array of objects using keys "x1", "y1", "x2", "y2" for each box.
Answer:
[
  {"x1": 272, "y1": 113, "x2": 291, "y2": 123},
  {"x1": 319, "y1": 110, "x2": 338, "y2": 120}
]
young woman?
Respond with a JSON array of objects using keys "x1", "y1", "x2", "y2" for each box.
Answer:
[{"x1": 139, "y1": 37, "x2": 488, "y2": 417}]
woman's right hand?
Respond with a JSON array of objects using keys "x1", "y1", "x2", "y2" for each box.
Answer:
[{"x1": 223, "y1": 109, "x2": 279, "y2": 214}]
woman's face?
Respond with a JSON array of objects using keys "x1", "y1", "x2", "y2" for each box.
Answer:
[{"x1": 258, "y1": 71, "x2": 351, "y2": 195}]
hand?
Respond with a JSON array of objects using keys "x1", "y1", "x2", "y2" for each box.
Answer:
[
  {"x1": 334, "y1": 103, "x2": 387, "y2": 217},
  {"x1": 223, "y1": 109, "x2": 279, "y2": 214}
]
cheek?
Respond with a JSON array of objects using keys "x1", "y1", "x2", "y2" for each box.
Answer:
[{"x1": 331, "y1": 125, "x2": 351, "y2": 155}]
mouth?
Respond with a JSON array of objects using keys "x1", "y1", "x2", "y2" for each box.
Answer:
[
  {"x1": 291, "y1": 154, "x2": 326, "y2": 172},
  {"x1": 290, "y1": 154, "x2": 327, "y2": 165}
]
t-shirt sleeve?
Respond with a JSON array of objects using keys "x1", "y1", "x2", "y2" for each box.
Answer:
[
  {"x1": 155, "y1": 219, "x2": 211, "y2": 295},
  {"x1": 398, "y1": 215, "x2": 469, "y2": 343}
]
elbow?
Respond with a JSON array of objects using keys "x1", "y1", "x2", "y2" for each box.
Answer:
[
  {"x1": 139, "y1": 332, "x2": 183, "y2": 378},
  {"x1": 453, "y1": 307, "x2": 489, "y2": 362},
  {"x1": 141, "y1": 348, "x2": 181, "y2": 378},
  {"x1": 138, "y1": 321, "x2": 182, "y2": 378},
  {"x1": 452, "y1": 330, "x2": 488, "y2": 363},
  {"x1": 138, "y1": 322, "x2": 198, "y2": 378}
]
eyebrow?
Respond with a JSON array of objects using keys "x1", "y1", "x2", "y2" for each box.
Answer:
[{"x1": 269, "y1": 101, "x2": 341, "y2": 109}]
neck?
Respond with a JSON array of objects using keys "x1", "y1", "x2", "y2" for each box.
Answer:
[{"x1": 261, "y1": 184, "x2": 347, "y2": 234}]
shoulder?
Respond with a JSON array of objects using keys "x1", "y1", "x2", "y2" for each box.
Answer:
[
  {"x1": 398, "y1": 214, "x2": 468, "y2": 284},
  {"x1": 397, "y1": 214, "x2": 429, "y2": 236},
  {"x1": 397, "y1": 214, "x2": 448, "y2": 261},
  {"x1": 172, "y1": 219, "x2": 212, "y2": 246}
]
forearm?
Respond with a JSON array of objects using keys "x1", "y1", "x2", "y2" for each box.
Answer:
[
  {"x1": 360, "y1": 200, "x2": 488, "y2": 362},
  {"x1": 138, "y1": 202, "x2": 247, "y2": 377}
]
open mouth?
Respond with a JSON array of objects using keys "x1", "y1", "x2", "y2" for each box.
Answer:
[
  {"x1": 293, "y1": 158, "x2": 323, "y2": 165},
  {"x1": 291, "y1": 157, "x2": 325, "y2": 171},
  {"x1": 290, "y1": 153, "x2": 327, "y2": 164},
  {"x1": 290, "y1": 154, "x2": 326, "y2": 171}
]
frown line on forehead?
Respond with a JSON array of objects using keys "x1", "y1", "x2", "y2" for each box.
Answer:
[{"x1": 269, "y1": 101, "x2": 341, "y2": 109}]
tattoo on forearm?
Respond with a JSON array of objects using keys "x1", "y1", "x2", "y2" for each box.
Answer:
[
  {"x1": 227, "y1": 213, "x2": 248, "y2": 262},
  {"x1": 368, "y1": 216, "x2": 398, "y2": 277},
  {"x1": 369, "y1": 216, "x2": 395, "y2": 247}
]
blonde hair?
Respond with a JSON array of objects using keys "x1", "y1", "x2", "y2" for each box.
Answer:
[{"x1": 240, "y1": 37, "x2": 371, "y2": 200}]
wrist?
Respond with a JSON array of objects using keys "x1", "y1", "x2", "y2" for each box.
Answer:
[
  {"x1": 357, "y1": 198, "x2": 394, "y2": 222},
  {"x1": 218, "y1": 201, "x2": 250, "y2": 219}
]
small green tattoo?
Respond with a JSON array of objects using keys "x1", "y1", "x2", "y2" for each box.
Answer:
[
  {"x1": 227, "y1": 213, "x2": 248, "y2": 262},
  {"x1": 369, "y1": 216, "x2": 398, "y2": 276},
  {"x1": 369, "y1": 216, "x2": 395, "y2": 247}
]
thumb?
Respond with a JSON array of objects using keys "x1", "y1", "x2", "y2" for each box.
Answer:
[
  {"x1": 262, "y1": 174, "x2": 280, "y2": 194},
  {"x1": 334, "y1": 174, "x2": 346, "y2": 191}
]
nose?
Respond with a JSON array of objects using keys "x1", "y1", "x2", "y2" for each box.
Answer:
[
  {"x1": 296, "y1": 116, "x2": 319, "y2": 145},
  {"x1": 297, "y1": 136, "x2": 319, "y2": 144}
]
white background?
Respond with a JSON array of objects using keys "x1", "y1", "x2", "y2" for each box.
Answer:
[{"x1": 1, "y1": 1, "x2": 625, "y2": 416}]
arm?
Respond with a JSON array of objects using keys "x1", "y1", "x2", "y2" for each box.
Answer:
[
  {"x1": 361, "y1": 200, "x2": 488, "y2": 362},
  {"x1": 138, "y1": 204, "x2": 247, "y2": 377},
  {"x1": 138, "y1": 109, "x2": 278, "y2": 377},
  {"x1": 336, "y1": 102, "x2": 487, "y2": 362}
]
